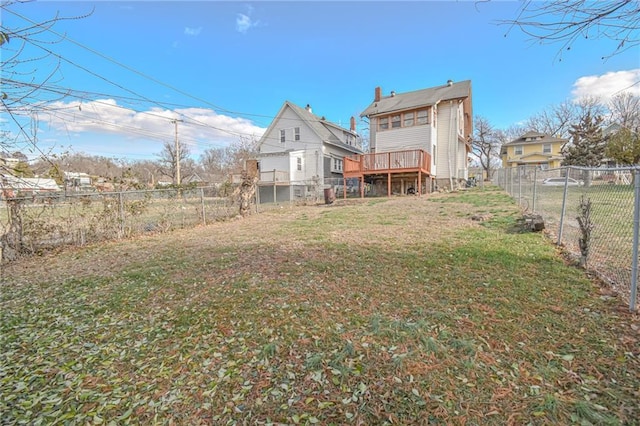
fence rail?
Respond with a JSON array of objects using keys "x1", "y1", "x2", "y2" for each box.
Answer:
[
  {"x1": 0, "y1": 186, "x2": 247, "y2": 262},
  {"x1": 494, "y1": 165, "x2": 639, "y2": 311}
]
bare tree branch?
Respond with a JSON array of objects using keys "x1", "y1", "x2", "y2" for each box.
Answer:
[{"x1": 498, "y1": 0, "x2": 640, "y2": 60}]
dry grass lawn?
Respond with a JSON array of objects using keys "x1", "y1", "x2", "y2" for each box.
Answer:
[{"x1": 1, "y1": 187, "x2": 638, "y2": 425}]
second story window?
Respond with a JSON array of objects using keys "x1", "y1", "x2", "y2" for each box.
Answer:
[
  {"x1": 294, "y1": 127, "x2": 300, "y2": 141},
  {"x1": 416, "y1": 109, "x2": 429, "y2": 125},
  {"x1": 280, "y1": 129, "x2": 286, "y2": 143},
  {"x1": 543, "y1": 143, "x2": 551, "y2": 153},
  {"x1": 514, "y1": 145, "x2": 523, "y2": 155},
  {"x1": 391, "y1": 114, "x2": 401, "y2": 128},
  {"x1": 297, "y1": 157, "x2": 302, "y2": 171},
  {"x1": 379, "y1": 117, "x2": 389, "y2": 130},
  {"x1": 403, "y1": 111, "x2": 414, "y2": 127}
]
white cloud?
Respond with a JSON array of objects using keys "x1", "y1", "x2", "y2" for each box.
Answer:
[
  {"x1": 236, "y1": 14, "x2": 258, "y2": 34},
  {"x1": 572, "y1": 69, "x2": 640, "y2": 102},
  {"x1": 184, "y1": 26, "x2": 202, "y2": 37},
  {"x1": 38, "y1": 99, "x2": 266, "y2": 157}
]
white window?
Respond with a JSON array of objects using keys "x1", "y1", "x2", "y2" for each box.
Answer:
[
  {"x1": 297, "y1": 157, "x2": 302, "y2": 171},
  {"x1": 543, "y1": 143, "x2": 551, "y2": 154},
  {"x1": 294, "y1": 127, "x2": 300, "y2": 141},
  {"x1": 416, "y1": 109, "x2": 429, "y2": 125},
  {"x1": 344, "y1": 132, "x2": 353, "y2": 146},
  {"x1": 280, "y1": 129, "x2": 286, "y2": 143},
  {"x1": 514, "y1": 145, "x2": 523, "y2": 155},
  {"x1": 391, "y1": 114, "x2": 401, "y2": 128},
  {"x1": 403, "y1": 111, "x2": 414, "y2": 127},
  {"x1": 333, "y1": 158, "x2": 343, "y2": 172}
]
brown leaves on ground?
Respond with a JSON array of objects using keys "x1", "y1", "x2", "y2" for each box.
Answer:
[{"x1": 1, "y1": 188, "x2": 638, "y2": 425}]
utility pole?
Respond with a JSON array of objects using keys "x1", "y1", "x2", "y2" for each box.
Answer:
[{"x1": 172, "y1": 119, "x2": 183, "y2": 185}]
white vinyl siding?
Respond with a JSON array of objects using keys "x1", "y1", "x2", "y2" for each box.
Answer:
[
  {"x1": 436, "y1": 103, "x2": 456, "y2": 180},
  {"x1": 375, "y1": 124, "x2": 432, "y2": 153},
  {"x1": 259, "y1": 106, "x2": 321, "y2": 155}
]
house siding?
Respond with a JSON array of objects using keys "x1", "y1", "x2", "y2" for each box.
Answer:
[
  {"x1": 259, "y1": 155, "x2": 290, "y2": 178},
  {"x1": 436, "y1": 104, "x2": 454, "y2": 180},
  {"x1": 375, "y1": 124, "x2": 432, "y2": 153},
  {"x1": 260, "y1": 107, "x2": 321, "y2": 155}
]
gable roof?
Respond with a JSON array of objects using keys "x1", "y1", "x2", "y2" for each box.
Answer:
[
  {"x1": 260, "y1": 101, "x2": 362, "y2": 154},
  {"x1": 1, "y1": 175, "x2": 61, "y2": 191},
  {"x1": 504, "y1": 131, "x2": 567, "y2": 146},
  {"x1": 360, "y1": 80, "x2": 472, "y2": 117}
]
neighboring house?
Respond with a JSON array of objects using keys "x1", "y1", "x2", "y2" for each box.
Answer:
[
  {"x1": 500, "y1": 131, "x2": 566, "y2": 169},
  {"x1": 0, "y1": 174, "x2": 61, "y2": 198},
  {"x1": 64, "y1": 172, "x2": 93, "y2": 192},
  {"x1": 355, "y1": 80, "x2": 473, "y2": 193},
  {"x1": 255, "y1": 101, "x2": 363, "y2": 203},
  {"x1": 0, "y1": 157, "x2": 20, "y2": 172}
]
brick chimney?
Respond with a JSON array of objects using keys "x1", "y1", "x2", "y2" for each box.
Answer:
[
  {"x1": 374, "y1": 86, "x2": 381, "y2": 102},
  {"x1": 350, "y1": 116, "x2": 356, "y2": 132}
]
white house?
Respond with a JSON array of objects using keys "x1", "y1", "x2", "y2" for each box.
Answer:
[
  {"x1": 255, "y1": 101, "x2": 363, "y2": 203},
  {"x1": 359, "y1": 80, "x2": 473, "y2": 190},
  {"x1": 0, "y1": 175, "x2": 61, "y2": 198}
]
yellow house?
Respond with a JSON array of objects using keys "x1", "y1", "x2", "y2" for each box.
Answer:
[{"x1": 501, "y1": 131, "x2": 566, "y2": 169}]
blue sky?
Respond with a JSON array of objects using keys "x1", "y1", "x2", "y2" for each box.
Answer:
[{"x1": 2, "y1": 1, "x2": 639, "y2": 162}]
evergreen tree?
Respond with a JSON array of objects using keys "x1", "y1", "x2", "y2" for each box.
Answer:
[
  {"x1": 562, "y1": 112, "x2": 605, "y2": 167},
  {"x1": 562, "y1": 112, "x2": 605, "y2": 186}
]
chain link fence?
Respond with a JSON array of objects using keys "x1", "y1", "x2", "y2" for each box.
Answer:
[
  {"x1": 494, "y1": 165, "x2": 639, "y2": 311},
  {"x1": 0, "y1": 186, "x2": 252, "y2": 262}
]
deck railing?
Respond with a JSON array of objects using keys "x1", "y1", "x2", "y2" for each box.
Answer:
[
  {"x1": 259, "y1": 170, "x2": 290, "y2": 184},
  {"x1": 344, "y1": 149, "x2": 431, "y2": 175}
]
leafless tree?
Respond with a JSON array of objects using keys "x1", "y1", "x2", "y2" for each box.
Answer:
[
  {"x1": 608, "y1": 92, "x2": 640, "y2": 129},
  {"x1": 201, "y1": 136, "x2": 259, "y2": 180},
  {"x1": 200, "y1": 147, "x2": 235, "y2": 181},
  {"x1": 522, "y1": 97, "x2": 607, "y2": 142},
  {"x1": 471, "y1": 116, "x2": 501, "y2": 179},
  {"x1": 523, "y1": 101, "x2": 576, "y2": 138},
  {"x1": 156, "y1": 140, "x2": 194, "y2": 185},
  {"x1": 499, "y1": 0, "x2": 640, "y2": 60},
  {"x1": 1, "y1": 1, "x2": 92, "y2": 165}
]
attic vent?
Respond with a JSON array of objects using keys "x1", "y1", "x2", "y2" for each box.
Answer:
[
  {"x1": 447, "y1": 80, "x2": 453, "y2": 86},
  {"x1": 390, "y1": 91, "x2": 396, "y2": 97},
  {"x1": 305, "y1": 104, "x2": 312, "y2": 113}
]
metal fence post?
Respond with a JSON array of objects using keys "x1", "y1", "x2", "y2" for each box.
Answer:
[
  {"x1": 518, "y1": 166, "x2": 522, "y2": 206},
  {"x1": 532, "y1": 167, "x2": 538, "y2": 212},
  {"x1": 118, "y1": 191, "x2": 125, "y2": 238},
  {"x1": 200, "y1": 187, "x2": 206, "y2": 226},
  {"x1": 509, "y1": 168, "x2": 514, "y2": 196},
  {"x1": 557, "y1": 169, "x2": 570, "y2": 245},
  {"x1": 630, "y1": 169, "x2": 639, "y2": 311}
]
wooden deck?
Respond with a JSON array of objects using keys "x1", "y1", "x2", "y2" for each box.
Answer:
[{"x1": 342, "y1": 149, "x2": 432, "y2": 197}]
